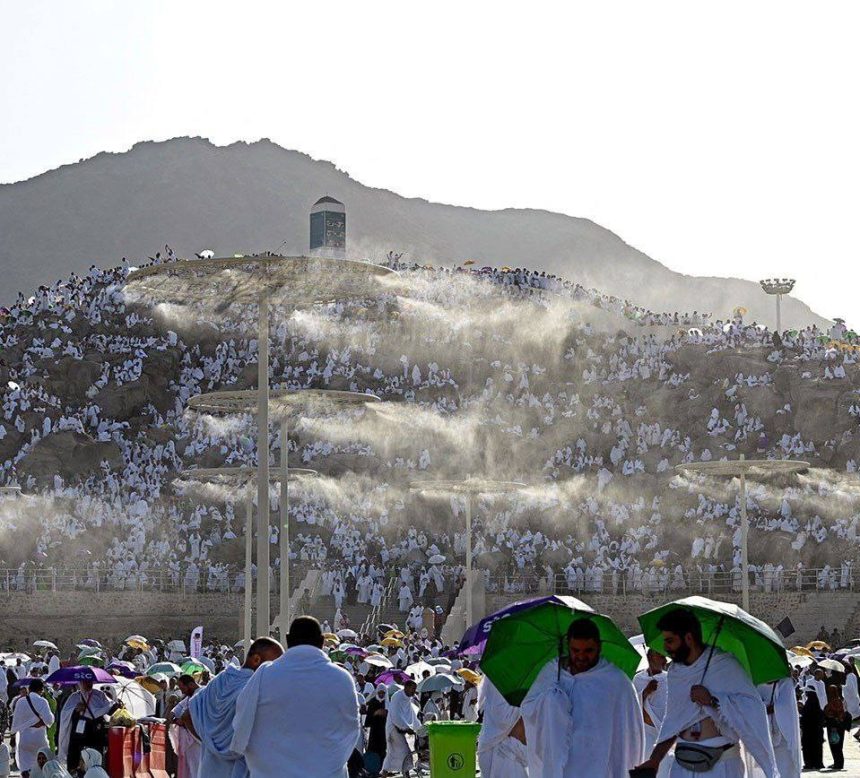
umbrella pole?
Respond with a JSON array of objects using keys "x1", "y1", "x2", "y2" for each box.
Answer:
[
  {"x1": 700, "y1": 615, "x2": 726, "y2": 683},
  {"x1": 244, "y1": 492, "x2": 253, "y2": 650}
]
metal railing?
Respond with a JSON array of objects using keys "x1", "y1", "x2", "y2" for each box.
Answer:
[
  {"x1": 0, "y1": 565, "x2": 854, "y2": 598},
  {"x1": 480, "y1": 568, "x2": 857, "y2": 598},
  {"x1": 0, "y1": 567, "x2": 296, "y2": 596}
]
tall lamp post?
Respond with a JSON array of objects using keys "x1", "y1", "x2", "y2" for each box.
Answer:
[
  {"x1": 676, "y1": 455, "x2": 808, "y2": 612},
  {"x1": 175, "y1": 466, "x2": 317, "y2": 648},
  {"x1": 128, "y1": 255, "x2": 396, "y2": 636},
  {"x1": 187, "y1": 388, "x2": 380, "y2": 637},
  {"x1": 759, "y1": 278, "x2": 795, "y2": 334},
  {"x1": 409, "y1": 477, "x2": 525, "y2": 628}
]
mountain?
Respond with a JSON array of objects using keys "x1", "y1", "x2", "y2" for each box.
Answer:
[{"x1": 0, "y1": 137, "x2": 827, "y2": 328}]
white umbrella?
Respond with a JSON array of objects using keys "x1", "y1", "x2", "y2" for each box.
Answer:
[
  {"x1": 406, "y1": 660, "x2": 436, "y2": 679},
  {"x1": 428, "y1": 555, "x2": 446, "y2": 565},
  {"x1": 337, "y1": 629, "x2": 358, "y2": 640},
  {"x1": 33, "y1": 640, "x2": 58, "y2": 650},
  {"x1": 0, "y1": 652, "x2": 31, "y2": 665},
  {"x1": 818, "y1": 658, "x2": 846, "y2": 673},
  {"x1": 167, "y1": 640, "x2": 187, "y2": 653},
  {"x1": 363, "y1": 655, "x2": 393, "y2": 669},
  {"x1": 417, "y1": 673, "x2": 463, "y2": 694},
  {"x1": 97, "y1": 677, "x2": 156, "y2": 718}
]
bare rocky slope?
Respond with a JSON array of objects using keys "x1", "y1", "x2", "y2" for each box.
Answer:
[{"x1": 0, "y1": 137, "x2": 826, "y2": 329}]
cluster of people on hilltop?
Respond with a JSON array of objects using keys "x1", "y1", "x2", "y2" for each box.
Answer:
[{"x1": 1, "y1": 250, "x2": 859, "y2": 635}]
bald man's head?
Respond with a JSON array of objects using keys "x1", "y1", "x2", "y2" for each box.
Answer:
[{"x1": 243, "y1": 637, "x2": 285, "y2": 670}]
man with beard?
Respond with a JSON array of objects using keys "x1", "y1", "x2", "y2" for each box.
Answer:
[
  {"x1": 521, "y1": 618, "x2": 644, "y2": 777},
  {"x1": 634, "y1": 608, "x2": 778, "y2": 777}
]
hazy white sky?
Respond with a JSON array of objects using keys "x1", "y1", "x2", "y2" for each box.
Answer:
[{"x1": 2, "y1": 0, "x2": 858, "y2": 321}]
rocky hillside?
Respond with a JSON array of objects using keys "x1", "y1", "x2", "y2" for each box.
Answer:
[{"x1": 0, "y1": 137, "x2": 826, "y2": 329}]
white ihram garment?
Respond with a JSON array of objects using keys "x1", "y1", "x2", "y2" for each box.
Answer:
[
  {"x1": 382, "y1": 690, "x2": 421, "y2": 774},
  {"x1": 477, "y1": 679, "x2": 528, "y2": 778},
  {"x1": 750, "y1": 679, "x2": 800, "y2": 778},
  {"x1": 11, "y1": 693, "x2": 55, "y2": 773},
  {"x1": 231, "y1": 645, "x2": 360, "y2": 778},
  {"x1": 658, "y1": 649, "x2": 778, "y2": 778},
  {"x1": 521, "y1": 657, "x2": 644, "y2": 778}
]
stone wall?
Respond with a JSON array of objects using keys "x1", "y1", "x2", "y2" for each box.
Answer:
[
  {"x1": 0, "y1": 590, "x2": 255, "y2": 651},
  {"x1": 2, "y1": 588, "x2": 856, "y2": 652}
]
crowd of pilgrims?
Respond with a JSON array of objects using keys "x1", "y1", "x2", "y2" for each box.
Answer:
[
  {"x1": 1, "y1": 614, "x2": 860, "y2": 776},
  {"x1": 0, "y1": 248, "x2": 858, "y2": 624}
]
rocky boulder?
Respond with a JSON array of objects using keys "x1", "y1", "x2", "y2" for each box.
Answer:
[{"x1": 18, "y1": 431, "x2": 123, "y2": 481}]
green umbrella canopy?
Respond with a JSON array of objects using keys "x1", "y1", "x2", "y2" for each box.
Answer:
[
  {"x1": 638, "y1": 596, "x2": 789, "y2": 686},
  {"x1": 147, "y1": 662, "x2": 182, "y2": 678},
  {"x1": 79, "y1": 655, "x2": 105, "y2": 667},
  {"x1": 180, "y1": 661, "x2": 206, "y2": 675},
  {"x1": 480, "y1": 595, "x2": 640, "y2": 707}
]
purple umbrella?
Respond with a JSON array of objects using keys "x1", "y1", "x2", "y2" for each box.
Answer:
[
  {"x1": 344, "y1": 647, "x2": 367, "y2": 657},
  {"x1": 78, "y1": 639, "x2": 102, "y2": 648},
  {"x1": 106, "y1": 662, "x2": 138, "y2": 679},
  {"x1": 12, "y1": 677, "x2": 37, "y2": 690},
  {"x1": 46, "y1": 665, "x2": 117, "y2": 685},
  {"x1": 373, "y1": 669, "x2": 411, "y2": 686},
  {"x1": 459, "y1": 595, "x2": 570, "y2": 655}
]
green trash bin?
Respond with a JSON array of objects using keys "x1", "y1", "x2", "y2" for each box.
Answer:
[{"x1": 426, "y1": 721, "x2": 481, "y2": 777}]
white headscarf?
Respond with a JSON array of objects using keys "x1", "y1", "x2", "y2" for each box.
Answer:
[{"x1": 80, "y1": 748, "x2": 110, "y2": 778}]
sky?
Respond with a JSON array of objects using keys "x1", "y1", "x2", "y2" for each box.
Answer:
[{"x1": 2, "y1": 0, "x2": 858, "y2": 322}]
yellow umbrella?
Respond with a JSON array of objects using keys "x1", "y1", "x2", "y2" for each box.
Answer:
[
  {"x1": 137, "y1": 676, "x2": 163, "y2": 694},
  {"x1": 790, "y1": 646, "x2": 814, "y2": 657},
  {"x1": 384, "y1": 630, "x2": 405, "y2": 640},
  {"x1": 462, "y1": 260, "x2": 476, "y2": 266},
  {"x1": 323, "y1": 633, "x2": 340, "y2": 644},
  {"x1": 501, "y1": 266, "x2": 512, "y2": 272},
  {"x1": 806, "y1": 641, "x2": 832, "y2": 652},
  {"x1": 381, "y1": 637, "x2": 403, "y2": 648},
  {"x1": 457, "y1": 668, "x2": 482, "y2": 685},
  {"x1": 126, "y1": 639, "x2": 149, "y2": 651}
]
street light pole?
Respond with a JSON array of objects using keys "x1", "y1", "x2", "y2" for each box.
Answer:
[
  {"x1": 244, "y1": 493, "x2": 253, "y2": 649},
  {"x1": 256, "y1": 290, "x2": 271, "y2": 635},
  {"x1": 278, "y1": 419, "x2": 290, "y2": 637},
  {"x1": 759, "y1": 278, "x2": 796, "y2": 334},
  {"x1": 464, "y1": 483, "x2": 473, "y2": 628},
  {"x1": 739, "y1": 455, "x2": 749, "y2": 612},
  {"x1": 676, "y1": 456, "x2": 808, "y2": 615}
]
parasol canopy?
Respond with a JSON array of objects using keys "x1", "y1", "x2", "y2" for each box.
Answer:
[
  {"x1": 46, "y1": 666, "x2": 117, "y2": 685},
  {"x1": 417, "y1": 673, "x2": 464, "y2": 694},
  {"x1": 638, "y1": 596, "x2": 790, "y2": 685},
  {"x1": 481, "y1": 595, "x2": 639, "y2": 706}
]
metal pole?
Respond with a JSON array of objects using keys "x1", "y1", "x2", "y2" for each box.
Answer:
[
  {"x1": 465, "y1": 491, "x2": 473, "y2": 628},
  {"x1": 257, "y1": 290, "x2": 271, "y2": 635},
  {"x1": 244, "y1": 493, "x2": 253, "y2": 649},
  {"x1": 739, "y1": 454, "x2": 749, "y2": 612},
  {"x1": 776, "y1": 294, "x2": 782, "y2": 334},
  {"x1": 278, "y1": 419, "x2": 290, "y2": 638}
]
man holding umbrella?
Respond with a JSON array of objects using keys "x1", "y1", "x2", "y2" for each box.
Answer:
[
  {"x1": 634, "y1": 607, "x2": 779, "y2": 777},
  {"x1": 520, "y1": 618, "x2": 644, "y2": 777}
]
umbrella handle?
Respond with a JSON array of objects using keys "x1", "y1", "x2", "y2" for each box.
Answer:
[{"x1": 700, "y1": 615, "x2": 725, "y2": 685}]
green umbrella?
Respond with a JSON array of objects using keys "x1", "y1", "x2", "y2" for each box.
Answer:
[
  {"x1": 637, "y1": 596, "x2": 789, "y2": 685},
  {"x1": 480, "y1": 595, "x2": 640, "y2": 706},
  {"x1": 146, "y1": 662, "x2": 182, "y2": 678},
  {"x1": 180, "y1": 661, "x2": 206, "y2": 675},
  {"x1": 79, "y1": 655, "x2": 105, "y2": 667}
]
